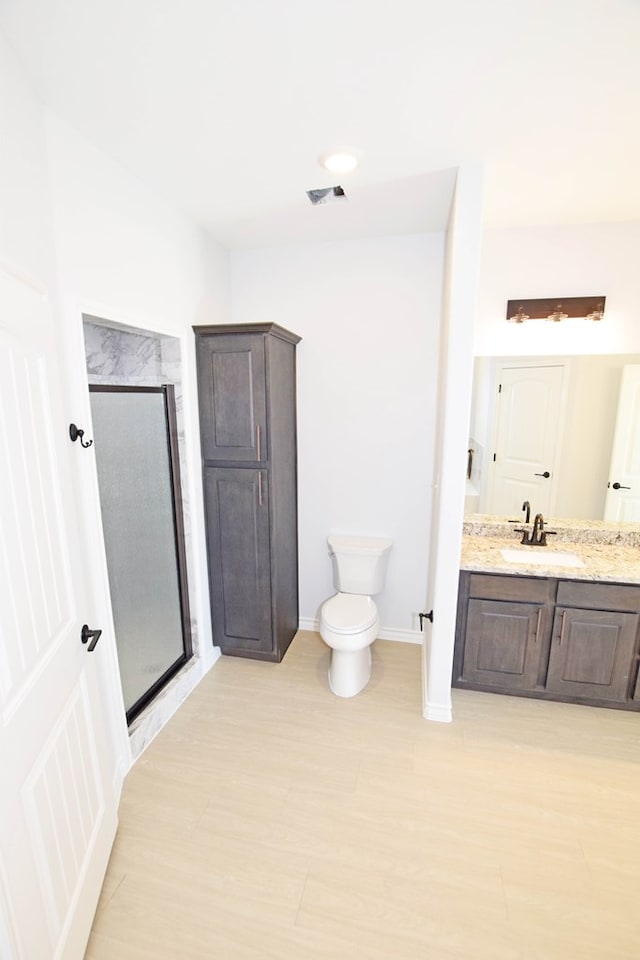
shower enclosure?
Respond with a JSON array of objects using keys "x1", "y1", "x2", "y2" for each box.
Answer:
[{"x1": 89, "y1": 384, "x2": 192, "y2": 724}]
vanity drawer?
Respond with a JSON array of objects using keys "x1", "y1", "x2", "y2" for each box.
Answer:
[
  {"x1": 557, "y1": 580, "x2": 640, "y2": 613},
  {"x1": 467, "y1": 573, "x2": 551, "y2": 604}
]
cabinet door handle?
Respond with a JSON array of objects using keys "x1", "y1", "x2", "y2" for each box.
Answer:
[
  {"x1": 258, "y1": 471, "x2": 263, "y2": 506},
  {"x1": 534, "y1": 608, "x2": 542, "y2": 644},
  {"x1": 256, "y1": 424, "x2": 261, "y2": 461},
  {"x1": 558, "y1": 610, "x2": 567, "y2": 647}
]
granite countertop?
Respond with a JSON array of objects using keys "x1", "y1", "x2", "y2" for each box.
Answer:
[{"x1": 461, "y1": 515, "x2": 640, "y2": 583}]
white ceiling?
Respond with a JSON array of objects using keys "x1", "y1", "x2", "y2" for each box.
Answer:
[{"x1": 2, "y1": 0, "x2": 639, "y2": 249}]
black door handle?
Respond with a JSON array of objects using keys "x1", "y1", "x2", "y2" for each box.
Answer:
[
  {"x1": 81, "y1": 624, "x2": 102, "y2": 652},
  {"x1": 534, "y1": 471, "x2": 550, "y2": 478},
  {"x1": 612, "y1": 482, "x2": 631, "y2": 490}
]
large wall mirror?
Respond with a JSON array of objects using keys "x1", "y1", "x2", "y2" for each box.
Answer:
[{"x1": 467, "y1": 353, "x2": 640, "y2": 523}]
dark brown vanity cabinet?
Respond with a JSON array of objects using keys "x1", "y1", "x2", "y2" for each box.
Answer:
[
  {"x1": 454, "y1": 572, "x2": 640, "y2": 710},
  {"x1": 195, "y1": 324, "x2": 301, "y2": 661}
]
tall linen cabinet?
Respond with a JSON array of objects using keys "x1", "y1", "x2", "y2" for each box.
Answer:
[{"x1": 194, "y1": 323, "x2": 301, "y2": 661}]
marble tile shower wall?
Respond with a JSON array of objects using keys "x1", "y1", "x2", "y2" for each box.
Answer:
[{"x1": 83, "y1": 321, "x2": 199, "y2": 659}]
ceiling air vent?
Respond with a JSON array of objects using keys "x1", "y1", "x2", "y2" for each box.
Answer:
[{"x1": 306, "y1": 185, "x2": 346, "y2": 205}]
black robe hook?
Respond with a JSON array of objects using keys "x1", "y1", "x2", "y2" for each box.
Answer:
[{"x1": 69, "y1": 423, "x2": 93, "y2": 448}]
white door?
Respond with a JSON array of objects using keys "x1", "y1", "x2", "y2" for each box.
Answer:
[
  {"x1": 488, "y1": 363, "x2": 565, "y2": 517},
  {"x1": 604, "y1": 365, "x2": 640, "y2": 522},
  {"x1": 0, "y1": 267, "x2": 122, "y2": 959}
]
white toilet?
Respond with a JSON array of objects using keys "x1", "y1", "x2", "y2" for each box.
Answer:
[{"x1": 319, "y1": 534, "x2": 393, "y2": 698}]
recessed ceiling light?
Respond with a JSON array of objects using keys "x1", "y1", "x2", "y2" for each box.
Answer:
[{"x1": 319, "y1": 150, "x2": 359, "y2": 175}]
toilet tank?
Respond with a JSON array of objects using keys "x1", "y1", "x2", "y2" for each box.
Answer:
[{"x1": 327, "y1": 535, "x2": 393, "y2": 595}]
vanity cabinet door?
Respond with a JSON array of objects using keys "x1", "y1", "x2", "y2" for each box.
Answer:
[
  {"x1": 204, "y1": 467, "x2": 273, "y2": 655},
  {"x1": 546, "y1": 607, "x2": 639, "y2": 702},
  {"x1": 196, "y1": 333, "x2": 267, "y2": 463},
  {"x1": 461, "y1": 599, "x2": 545, "y2": 691}
]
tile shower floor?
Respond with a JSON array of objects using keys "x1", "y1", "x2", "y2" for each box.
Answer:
[{"x1": 86, "y1": 632, "x2": 640, "y2": 959}]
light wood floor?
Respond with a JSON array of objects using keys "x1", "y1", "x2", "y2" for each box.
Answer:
[{"x1": 85, "y1": 631, "x2": 640, "y2": 959}]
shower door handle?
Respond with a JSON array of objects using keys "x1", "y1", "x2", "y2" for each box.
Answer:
[{"x1": 81, "y1": 624, "x2": 102, "y2": 652}]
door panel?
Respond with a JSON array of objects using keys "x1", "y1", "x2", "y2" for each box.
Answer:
[
  {"x1": 604, "y1": 365, "x2": 640, "y2": 521},
  {"x1": 0, "y1": 268, "x2": 121, "y2": 959},
  {"x1": 21, "y1": 678, "x2": 102, "y2": 942},
  {"x1": 489, "y1": 364, "x2": 564, "y2": 517},
  {"x1": 197, "y1": 335, "x2": 266, "y2": 462}
]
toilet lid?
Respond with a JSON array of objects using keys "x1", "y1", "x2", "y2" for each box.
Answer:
[{"x1": 322, "y1": 594, "x2": 378, "y2": 633}]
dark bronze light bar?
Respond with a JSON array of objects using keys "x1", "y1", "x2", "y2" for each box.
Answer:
[{"x1": 506, "y1": 296, "x2": 606, "y2": 323}]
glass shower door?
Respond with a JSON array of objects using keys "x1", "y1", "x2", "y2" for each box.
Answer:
[{"x1": 89, "y1": 385, "x2": 192, "y2": 723}]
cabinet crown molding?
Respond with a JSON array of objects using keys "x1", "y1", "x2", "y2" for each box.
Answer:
[{"x1": 193, "y1": 322, "x2": 301, "y2": 345}]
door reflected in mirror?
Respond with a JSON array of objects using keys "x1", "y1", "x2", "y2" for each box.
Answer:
[{"x1": 467, "y1": 354, "x2": 640, "y2": 523}]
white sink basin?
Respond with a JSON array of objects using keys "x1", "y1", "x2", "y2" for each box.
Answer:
[{"x1": 500, "y1": 548, "x2": 585, "y2": 568}]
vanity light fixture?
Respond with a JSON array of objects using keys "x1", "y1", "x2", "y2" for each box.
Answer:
[
  {"x1": 506, "y1": 296, "x2": 606, "y2": 323},
  {"x1": 547, "y1": 304, "x2": 568, "y2": 323},
  {"x1": 586, "y1": 303, "x2": 605, "y2": 321},
  {"x1": 510, "y1": 306, "x2": 530, "y2": 323}
]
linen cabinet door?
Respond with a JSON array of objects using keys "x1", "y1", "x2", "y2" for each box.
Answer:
[
  {"x1": 461, "y1": 598, "x2": 544, "y2": 691},
  {"x1": 546, "y1": 608, "x2": 639, "y2": 702},
  {"x1": 197, "y1": 333, "x2": 267, "y2": 462},
  {"x1": 204, "y1": 468, "x2": 273, "y2": 655}
]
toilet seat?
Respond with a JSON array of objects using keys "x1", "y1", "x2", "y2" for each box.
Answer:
[{"x1": 321, "y1": 593, "x2": 377, "y2": 634}]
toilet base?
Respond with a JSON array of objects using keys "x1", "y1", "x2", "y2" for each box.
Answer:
[{"x1": 328, "y1": 644, "x2": 372, "y2": 698}]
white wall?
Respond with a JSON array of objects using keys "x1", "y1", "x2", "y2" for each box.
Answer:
[
  {"x1": 231, "y1": 234, "x2": 444, "y2": 636},
  {"x1": 43, "y1": 112, "x2": 231, "y2": 752},
  {"x1": 476, "y1": 222, "x2": 640, "y2": 356},
  {"x1": 0, "y1": 33, "x2": 54, "y2": 287},
  {"x1": 1, "y1": 21, "x2": 231, "y2": 758},
  {"x1": 45, "y1": 113, "x2": 230, "y2": 333}
]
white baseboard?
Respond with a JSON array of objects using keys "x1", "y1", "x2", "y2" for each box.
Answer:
[
  {"x1": 423, "y1": 700, "x2": 453, "y2": 723},
  {"x1": 298, "y1": 617, "x2": 422, "y2": 645}
]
